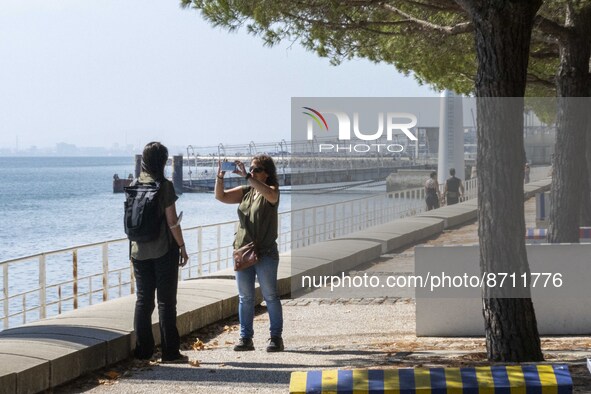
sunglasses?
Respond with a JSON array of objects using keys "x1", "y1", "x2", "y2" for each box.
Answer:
[{"x1": 250, "y1": 166, "x2": 265, "y2": 174}]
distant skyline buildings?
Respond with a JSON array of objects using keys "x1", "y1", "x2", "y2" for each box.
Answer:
[
  {"x1": 0, "y1": 142, "x2": 138, "y2": 157},
  {"x1": 0, "y1": 141, "x2": 195, "y2": 157}
]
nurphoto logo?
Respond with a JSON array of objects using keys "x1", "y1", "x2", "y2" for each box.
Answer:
[{"x1": 302, "y1": 107, "x2": 418, "y2": 153}]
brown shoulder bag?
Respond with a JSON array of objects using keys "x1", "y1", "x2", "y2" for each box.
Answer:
[{"x1": 233, "y1": 241, "x2": 259, "y2": 271}]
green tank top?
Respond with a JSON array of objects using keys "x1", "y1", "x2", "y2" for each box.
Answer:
[{"x1": 234, "y1": 186, "x2": 279, "y2": 254}]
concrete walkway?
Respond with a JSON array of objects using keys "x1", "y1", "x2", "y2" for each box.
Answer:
[{"x1": 0, "y1": 179, "x2": 556, "y2": 394}]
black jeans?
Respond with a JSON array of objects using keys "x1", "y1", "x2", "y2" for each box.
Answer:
[{"x1": 132, "y1": 248, "x2": 181, "y2": 360}]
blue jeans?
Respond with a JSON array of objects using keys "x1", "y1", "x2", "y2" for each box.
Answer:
[{"x1": 235, "y1": 253, "x2": 283, "y2": 339}]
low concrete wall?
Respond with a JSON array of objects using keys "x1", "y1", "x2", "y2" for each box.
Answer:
[
  {"x1": 417, "y1": 204, "x2": 477, "y2": 229},
  {"x1": 331, "y1": 217, "x2": 445, "y2": 254},
  {"x1": 416, "y1": 243, "x2": 591, "y2": 336}
]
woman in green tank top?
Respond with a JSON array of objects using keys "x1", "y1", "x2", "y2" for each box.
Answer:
[{"x1": 215, "y1": 154, "x2": 284, "y2": 352}]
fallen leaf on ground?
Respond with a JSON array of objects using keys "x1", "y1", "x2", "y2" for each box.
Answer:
[
  {"x1": 104, "y1": 371, "x2": 120, "y2": 380},
  {"x1": 192, "y1": 339, "x2": 205, "y2": 351},
  {"x1": 189, "y1": 360, "x2": 201, "y2": 367}
]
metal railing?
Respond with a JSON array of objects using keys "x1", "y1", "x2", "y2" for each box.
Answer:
[{"x1": 1, "y1": 180, "x2": 480, "y2": 331}]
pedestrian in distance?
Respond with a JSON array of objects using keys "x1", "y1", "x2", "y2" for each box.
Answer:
[
  {"x1": 425, "y1": 171, "x2": 441, "y2": 211},
  {"x1": 524, "y1": 163, "x2": 531, "y2": 184},
  {"x1": 443, "y1": 168, "x2": 465, "y2": 205},
  {"x1": 127, "y1": 142, "x2": 189, "y2": 364},
  {"x1": 215, "y1": 154, "x2": 284, "y2": 352}
]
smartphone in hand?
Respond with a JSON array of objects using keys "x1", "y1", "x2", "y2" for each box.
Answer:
[{"x1": 221, "y1": 161, "x2": 237, "y2": 172}]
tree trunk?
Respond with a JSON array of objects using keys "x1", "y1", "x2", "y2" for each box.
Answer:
[
  {"x1": 580, "y1": 164, "x2": 591, "y2": 226},
  {"x1": 548, "y1": 23, "x2": 590, "y2": 241},
  {"x1": 584, "y1": 113, "x2": 591, "y2": 225},
  {"x1": 580, "y1": 80, "x2": 591, "y2": 226},
  {"x1": 458, "y1": 0, "x2": 543, "y2": 362}
]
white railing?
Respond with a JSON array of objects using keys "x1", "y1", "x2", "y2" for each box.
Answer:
[{"x1": 0, "y1": 180, "x2": 480, "y2": 330}]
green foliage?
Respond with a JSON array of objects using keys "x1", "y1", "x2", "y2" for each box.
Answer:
[
  {"x1": 525, "y1": 97, "x2": 557, "y2": 125},
  {"x1": 181, "y1": 0, "x2": 477, "y2": 94},
  {"x1": 180, "y1": 0, "x2": 575, "y2": 104}
]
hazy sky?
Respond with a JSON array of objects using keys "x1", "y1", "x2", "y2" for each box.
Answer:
[{"x1": 0, "y1": 0, "x2": 435, "y2": 151}]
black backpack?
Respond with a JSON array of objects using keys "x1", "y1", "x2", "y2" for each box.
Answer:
[{"x1": 123, "y1": 180, "x2": 164, "y2": 242}]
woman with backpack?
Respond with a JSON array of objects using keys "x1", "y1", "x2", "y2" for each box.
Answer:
[
  {"x1": 129, "y1": 141, "x2": 189, "y2": 363},
  {"x1": 215, "y1": 154, "x2": 284, "y2": 352}
]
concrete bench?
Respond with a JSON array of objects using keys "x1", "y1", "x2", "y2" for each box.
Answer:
[
  {"x1": 289, "y1": 365, "x2": 572, "y2": 393},
  {"x1": 415, "y1": 243, "x2": 591, "y2": 336},
  {"x1": 416, "y1": 203, "x2": 477, "y2": 229},
  {"x1": 332, "y1": 217, "x2": 445, "y2": 253}
]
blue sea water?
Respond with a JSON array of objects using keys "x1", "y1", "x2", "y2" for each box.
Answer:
[
  {"x1": 0, "y1": 157, "x2": 391, "y2": 263},
  {"x1": 0, "y1": 157, "x2": 244, "y2": 262}
]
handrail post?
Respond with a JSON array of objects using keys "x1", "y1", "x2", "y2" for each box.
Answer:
[
  {"x1": 89, "y1": 277, "x2": 93, "y2": 305},
  {"x1": 102, "y1": 243, "x2": 109, "y2": 301},
  {"x1": 22, "y1": 295, "x2": 26, "y2": 325},
  {"x1": 332, "y1": 204, "x2": 336, "y2": 238},
  {"x1": 3, "y1": 264, "x2": 8, "y2": 329},
  {"x1": 197, "y1": 227, "x2": 203, "y2": 277},
  {"x1": 302, "y1": 209, "x2": 307, "y2": 246},
  {"x1": 73, "y1": 250, "x2": 78, "y2": 309},
  {"x1": 39, "y1": 255, "x2": 46, "y2": 319},
  {"x1": 216, "y1": 225, "x2": 221, "y2": 271},
  {"x1": 366, "y1": 199, "x2": 369, "y2": 229},
  {"x1": 323, "y1": 207, "x2": 327, "y2": 242},
  {"x1": 312, "y1": 207, "x2": 317, "y2": 244},
  {"x1": 350, "y1": 201, "x2": 354, "y2": 234}
]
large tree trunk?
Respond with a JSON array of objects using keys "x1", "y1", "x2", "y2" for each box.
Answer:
[
  {"x1": 584, "y1": 113, "x2": 591, "y2": 225},
  {"x1": 580, "y1": 164, "x2": 591, "y2": 226},
  {"x1": 548, "y1": 19, "x2": 591, "y2": 241},
  {"x1": 458, "y1": 0, "x2": 543, "y2": 362},
  {"x1": 579, "y1": 79, "x2": 591, "y2": 226}
]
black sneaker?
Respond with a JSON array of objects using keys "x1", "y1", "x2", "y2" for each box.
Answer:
[
  {"x1": 160, "y1": 354, "x2": 189, "y2": 364},
  {"x1": 233, "y1": 337, "x2": 255, "y2": 351},
  {"x1": 266, "y1": 337, "x2": 284, "y2": 352}
]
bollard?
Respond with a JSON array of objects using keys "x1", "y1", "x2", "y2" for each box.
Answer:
[
  {"x1": 134, "y1": 154, "x2": 142, "y2": 178},
  {"x1": 172, "y1": 155, "x2": 183, "y2": 194},
  {"x1": 535, "y1": 191, "x2": 551, "y2": 228}
]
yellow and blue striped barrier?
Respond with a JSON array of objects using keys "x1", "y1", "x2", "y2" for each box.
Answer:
[
  {"x1": 289, "y1": 364, "x2": 572, "y2": 393},
  {"x1": 525, "y1": 227, "x2": 591, "y2": 241}
]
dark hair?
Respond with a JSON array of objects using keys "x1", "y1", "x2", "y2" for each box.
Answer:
[
  {"x1": 449, "y1": 168, "x2": 456, "y2": 176},
  {"x1": 252, "y1": 154, "x2": 279, "y2": 187},
  {"x1": 141, "y1": 141, "x2": 168, "y2": 180},
  {"x1": 430, "y1": 171, "x2": 437, "y2": 179}
]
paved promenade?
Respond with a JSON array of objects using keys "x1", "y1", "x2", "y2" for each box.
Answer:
[
  {"x1": 5, "y1": 178, "x2": 589, "y2": 393},
  {"x1": 51, "y1": 179, "x2": 588, "y2": 393}
]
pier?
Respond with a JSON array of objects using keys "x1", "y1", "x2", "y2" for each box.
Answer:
[
  {"x1": 112, "y1": 138, "x2": 447, "y2": 193},
  {"x1": 113, "y1": 154, "x2": 442, "y2": 193}
]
